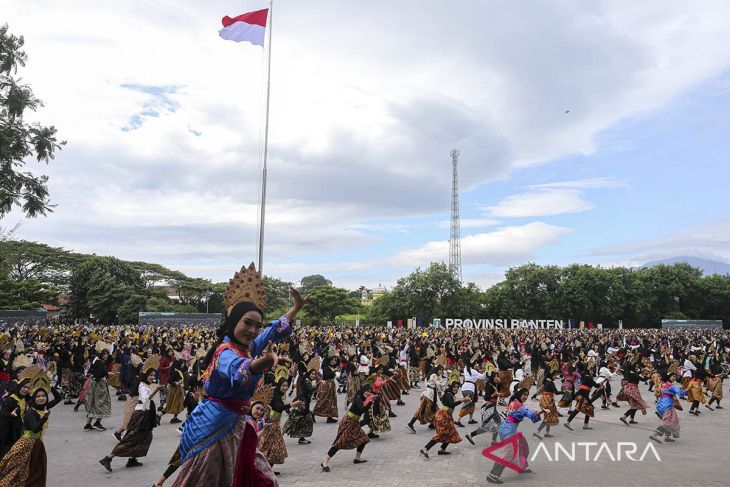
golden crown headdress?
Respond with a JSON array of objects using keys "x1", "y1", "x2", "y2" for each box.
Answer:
[
  {"x1": 252, "y1": 384, "x2": 274, "y2": 405},
  {"x1": 274, "y1": 365, "x2": 290, "y2": 383},
  {"x1": 12, "y1": 354, "x2": 32, "y2": 370},
  {"x1": 18, "y1": 365, "x2": 50, "y2": 394},
  {"x1": 307, "y1": 356, "x2": 320, "y2": 373},
  {"x1": 130, "y1": 354, "x2": 143, "y2": 367},
  {"x1": 328, "y1": 346, "x2": 339, "y2": 358},
  {"x1": 142, "y1": 354, "x2": 160, "y2": 373},
  {"x1": 224, "y1": 262, "x2": 266, "y2": 313},
  {"x1": 95, "y1": 341, "x2": 109, "y2": 354},
  {"x1": 377, "y1": 355, "x2": 389, "y2": 367},
  {"x1": 0, "y1": 333, "x2": 9, "y2": 350},
  {"x1": 448, "y1": 369, "x2": 461, "y2": 386},
  {"x1": 435, "y1": 353, "x2": 447, "y2": 367}
]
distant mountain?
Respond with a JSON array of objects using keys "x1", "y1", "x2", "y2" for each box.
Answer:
[{"x1": 640, "y1": 256, "x2": 730, "y2": 276}]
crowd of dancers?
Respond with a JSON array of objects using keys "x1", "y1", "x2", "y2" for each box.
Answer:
[{"x1": 0, "y1": 263, "x2": 728, "y2": 486}]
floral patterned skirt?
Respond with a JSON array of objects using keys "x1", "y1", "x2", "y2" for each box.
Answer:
[
  {"x1": 414, "y1": 396, "x2": 436, "y2": 425},
  {"x1": 540, "y1": 393, "x2": 559, "y2": 425},
  {"x1": 313, "y1": 379, "x2": 339, "y2": 418},
  {"x1": 259, "y1": 419, "x2": 288, "y2": 465},
  {"x1": 431, "y1": 409, "x2": 461, "y2": 445},
  {"x1": 283, "y1": 407, "x2": 314, "y2": 439},
  {"x1": 0, "y1": 437, "x2": 46, "y2": 487},
  {"x1": 332, "y1": 415, "x2": 369, "y2": 450}
]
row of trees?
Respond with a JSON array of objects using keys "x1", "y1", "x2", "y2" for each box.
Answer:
[
  {"x1": 368, "y1": 262, "x2": 730, "y2": 328},
  {"x1": 2, "y1": 237, "x2": 729, "y2": 327},
  {"x1": 0, "y1": 237, "x2": 359, "y2": 324}
]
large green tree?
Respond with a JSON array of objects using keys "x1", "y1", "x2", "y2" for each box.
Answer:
[
  {"x1": 0, "y1": 239, "x2": 81, "y2": 288},
  {"x1": 263, "y1": 276, "x2": 293, "y2": 316},
  {"x1": 0, "y1": 24, "x2": 64, "y2": 218},
  {"x1": 304, "y1": 285, "x2": 359, "y2": 325},
  {"x1": 68, "y1": 256, "x2": 145, "y2": 323},
  {"x1": 299, "y1": 274, "x2": 332, "y2": 293},
  {"x1": 0, "y1": 278, "x2": 58, "y2": 309}
]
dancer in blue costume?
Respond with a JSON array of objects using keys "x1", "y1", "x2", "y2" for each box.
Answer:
[
  {"x1": 172, "y1": 263, "x2": 308, "y2": 487},
  {"x1": 486, "y1": 388, "x2": 542, "y2": 484},
  {"x1": 649, "y1": 373, "x2": 687, "y2": 444}
]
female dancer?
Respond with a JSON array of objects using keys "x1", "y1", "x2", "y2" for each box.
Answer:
[
  {"x1": 619, "y1": 364, "x2": 648, "y2": 425},
  {"x1": 99, "y1": 359, "x2": 160, "y2": 471},
  {"x1": 283, "y1": 367, "x2": 316, "y2": 445},
  {"x1": 533, "y1": 373, "x2": 559, "y2": 439},
  {"x1": 405, "y1": 365, "x2": 444, "y2": 433},
  {"x1": 259, "y1": 377, "x2": 303, "y2": 475},
  {"x1": 686, "y1": 363, "x2": 707, "y2": 415},
  {"x1": 457, "y1": 362, "x2": 485, "y2": 427},
  {"x1": 419, "y1": 380, "x2": 465, "y2": 458},
  {"x1": 172, "y1": 263, "x2": 307, "y2": 487},
  {"x1": 649, "y1": 373, "x2": 686, "y2": 444},
  {"x1": 0, "y1": 372, "x2": 61, "y2": 485},
  {"x1": 465, "y1": 373, "x2": 500, "y2": 445},
  {"x1": 486, "y1": 388, "x2": 542, "y2": 484},
  {"x1": 313, "y1": 356, "x2": 339, "y2": 423},
  {"x1": 564, "y1": 373, "x2": 602, "y2": 431},
  {"x1": 366, "y1": 374, "x2": 391, "y2": 438},
  {"x1": 158, "y1": 359, "x2": 185, "y2": 424},
  {"x1": 113, "y1": 363, "x2": 142, "y2": 442},
  {"x1": 0, "y1": 378, "x2": 30, "y2": 459},
  {"x1": 84, "y1": 349, "x2": 112, "y2": 432},
  {"x1": 706, "y1": 356, "x2": 724, "y2": 409},
  {"x1": 321, "y1": 385, "x2": 371, "y2": 472}
]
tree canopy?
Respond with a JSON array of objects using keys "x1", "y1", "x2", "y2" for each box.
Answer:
[{"x1": 0, "y1": 24, "x2": 64, "y2": 218}]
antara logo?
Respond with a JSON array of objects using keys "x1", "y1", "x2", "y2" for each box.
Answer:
[
  {"x1": 482, "y1": 433, "x2": 661, "y2": 471},
  {"x1": 531, "y1": 441, "x2": 662, "y2": 462}
]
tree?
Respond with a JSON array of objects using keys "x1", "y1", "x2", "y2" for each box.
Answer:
[
  {"x1": 0, "y1": 278, "x2": 58, "y2": 309},
  {"x1": 68, "y1": 256, "x2": 145, "y2": 323},
  {"x1": 299, "y1": 274, "x2": 332, "y2": 293},
  {"x1": 85, "y1": 268, "x2": 147, "y2": 324},
  {"x1": 0, "y1": 24, "x2": 64, "y2": 218},
  {"x1": 263, "y1": 276, "x2": 293, "y2": 316},
  {"x1": 304, "y1": 286, "x2": 359, "y2": 324},
  {"x1": 0, "y1": 239, "x2": 81, "y2": 288}
]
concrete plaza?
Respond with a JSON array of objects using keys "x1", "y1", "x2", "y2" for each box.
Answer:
[{"x1": 45, "y1": 380, "x2": 727, "y2": 487}]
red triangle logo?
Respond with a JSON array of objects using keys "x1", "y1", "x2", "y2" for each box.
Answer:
[{"x1": 481, "y1": 432, "x2": 525, "y2": 473}]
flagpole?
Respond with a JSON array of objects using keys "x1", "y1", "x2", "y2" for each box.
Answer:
[{"x1": 258, "y1": 0, "x2": 273, "y2": 275}]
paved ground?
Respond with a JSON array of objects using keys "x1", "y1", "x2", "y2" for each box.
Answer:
[{"x1": 45, "y1": 380, "x2": 727, "y2": 487}]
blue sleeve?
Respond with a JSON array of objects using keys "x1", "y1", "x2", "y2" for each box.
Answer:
[
  {"x1": 251, "y1": 316, "x2": 292, "y2": 357},
  {"x1": 217, "y1": 348, "x2": 253, "y2": 389},
  {"x1": 672, "y1": 385, "x2": 687, "y2": 399},
  {"x1": 526, "y1": 408, "x2": 541, "y2": 423}
]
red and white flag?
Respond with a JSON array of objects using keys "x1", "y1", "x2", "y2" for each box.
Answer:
[{"x1": 219, "y1": 8, "x2": 268, "y2": 46}]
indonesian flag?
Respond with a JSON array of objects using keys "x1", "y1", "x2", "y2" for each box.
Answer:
[{"x1": 219, "y1": 8, "x2": 268, "y2": 46}]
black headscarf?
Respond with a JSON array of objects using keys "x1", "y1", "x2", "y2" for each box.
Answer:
[{"x1": 203, "y1": 301, "x2": 264, "y2": 369}]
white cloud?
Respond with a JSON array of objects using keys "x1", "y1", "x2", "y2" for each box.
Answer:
[
  {"x1": 484, "y1": 177, "x2": 625, "y2": 218},
  {"x1": 591, "y1": 218, "x2": 730, "y2": 263},
  {"x1": 4, "y1": 1, "x2": 730, "y2": 287},
  {"x1": 388, "y1": 222, "x2": 572, "y2": 267},
  {"x1": 485, "y1": 190, "x2": 594, "y2": 218},
  {"x1": 529, "y1": 178, "x2": 627, "y2": 190}
]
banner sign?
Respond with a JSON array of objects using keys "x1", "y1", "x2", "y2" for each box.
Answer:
[
  {"x1": 444, "y1": 318, "x2": 566, "y2": 329},
  {"x1": 661, "y1": 319, "x2": 722, "y2": 329}
]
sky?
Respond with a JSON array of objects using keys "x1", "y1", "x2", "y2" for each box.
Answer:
[{"x1": 3, "y1": 0, "x2": 730, "y2": 290}]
